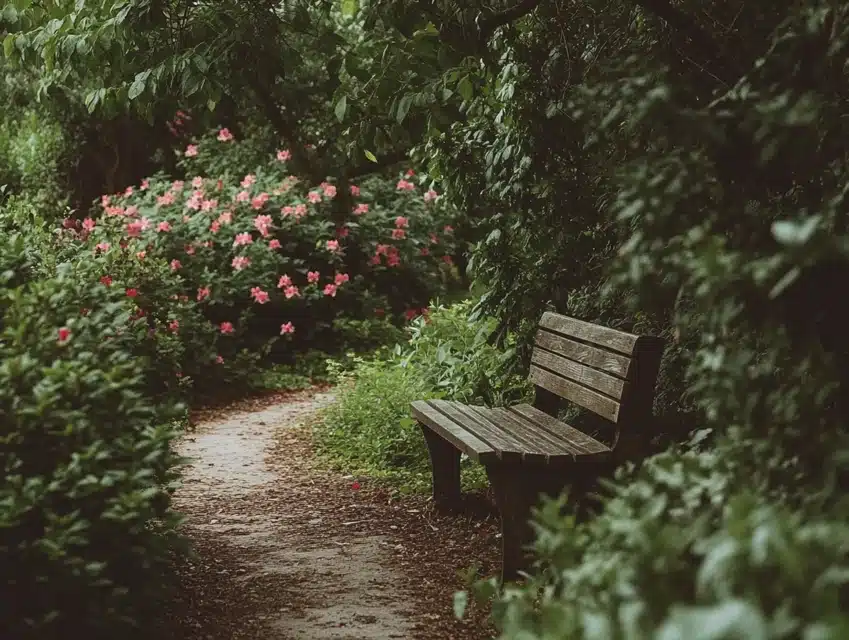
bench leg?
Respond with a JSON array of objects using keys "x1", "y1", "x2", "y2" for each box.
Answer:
[
  {"x1": 485, "y1": 462, "x2": 569, "y2": 583},
  {"x1": 420, "y1": 425, "x2": 461, "y2": 511}
]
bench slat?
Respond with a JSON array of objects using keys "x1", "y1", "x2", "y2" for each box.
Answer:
[
  {"x1": 457, "y1": 404, "x2": 551, "y2": 460},
  {"x1": 509, "y1": 404, "x2": 611, "y2": 455},
  {"x1": 534, "y1": 329, "x2": 632, "y2": 379},
  {"x1": 484, "y1": 407, "x2": 580, "y2": 457},
  {"x1": 539, "y1": 312, "x2": 638, "y2": 355},
  {"x1": 529, "y1": 365, "x2": 621, "y2": 423},
  {"x1": 429, "y1": 400, "x2": 525, "y2": 462},
  {"x1": 531, "y1": 347, "x2": 626, "y2": 399},
  {"x1": 411, "y1": 400, "x2": 496, "y2": 462}
]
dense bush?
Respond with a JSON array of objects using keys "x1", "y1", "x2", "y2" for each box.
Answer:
[
  {"x1": 315, "y1": 300, "x2": 532, "y2": 491},
  {"x1": 79, "y1": 128, "x2": 463, "y2": 369},
  {"x1": 0, "y1": 234, "x2": 183, "y2": 639}
]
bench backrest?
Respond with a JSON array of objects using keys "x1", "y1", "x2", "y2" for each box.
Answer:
[{"x1": 530, "y1": 312, "x2": 664, "y2": 445}]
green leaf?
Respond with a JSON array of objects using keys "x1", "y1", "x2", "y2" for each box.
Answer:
[
  {"x1": 364, "y1": 149, "x2": 377, "y2": 163},
  {"x1": 128, "y1": 76, "x2": 145, "y2": 100},
  {"x1": 334, "y1": 95, "x2": 347, "y2": 122},
  {"x1": 340, "y1": 0, "x2": 358, "y2": 16},
  {"x1": 396, "y1": 94, "x2": 413, "y2": 124},
  {"x1": 457, "y1": 75, "x2": 473, "y2": 102},
  {"x1": 771, "y1": 216, "x2": 820, "y2": 246},
  {"x1": 3, "y1": 34, "x2": 15, "y2": 59}
]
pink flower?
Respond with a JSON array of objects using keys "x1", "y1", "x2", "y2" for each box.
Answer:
[
  {"x1": 241, "y1": 174, "x2": 256, "y2": 188},
  {"x1": 376, "y1": 244, "x2": 390, "y2": 255},
  {"x1": 295, "y1": 204, "x2": 308, "y2": 218},
  {"x1": 124, "y1": 185, "x2": 134, "y2": 196},
  {"x1": 323, "y1": 283, "x2": 338, "y2": 297},
  {"x1": 323, "y1": 184, "x2": 337, "y2": 198},
  {"x1": 210, "y1": 221, "x2": 221, "y2": 233},
  {"x1": 350, "y1": 185, "x2": 360, "y2": 196},
  {"x1": 233, "y1": 232, "x2": 253, "y2": 246},
  {"x1": 139, "y1": 217, "x2": 152, "y2": 231},
  {"x1": 216, "y1": 355, "x2": 224, "y2": 364},
  {"x1": 420, "y1": 247, "x2": 430, "y2": 256},
  {"x1": 269, "y1": 239, "x2": 281, "y2": 250},
  {"x1": 185, "y1": 244, "x2": 196, "y2": 255},
  {"x1": 307, "y1": 271, "x2": 320, "y2": 284},
  {"x1": 201, "y1": 199, "x2": 217, "y2": 211},
  {"x1": 100, "y1": 275, "x2": 112, "y2": 286},
  {"x1": 185, "y1": 144, "x2": 198, "y2": 157},
  {"x1": 424, "y1": 189, "x2": 439, "y2": 202},
  {"x1": 217, "y1": 128, "x2": 234, "y2": 142},
  {"x1": 406, "y1": 169, "x2": 415, "y2": 177},
  {"x1": 95, "y1": 242, "x2": 111, "y2": 252},
  {"x1": 337, "y1": 227, "x2": 350, "y2": 238},
  {"x1": 277, "y1": 149, "x2": 291, "y2": 161},
  {"x1": 405, "y1": 309, "x2": 418, "y2": 321},
  {"x1": 278, "y1": 275, "x2": 292, "y2": 288},
  {"x1": 281, "y1": 205, "x2": 295, "y2": 217},
  {"x1": 172, "y1": 180, "x2": 185, "y2": 191},
  {"x1": 136, "y1": 251, "x2": 146, "y2": 260},
  {"x1": 218, "y1": 211, "x2": 233, "y2": 225},
  {"x1": 236, "y1": 190, "x2": 250, "y2": 202},
  {"x1": 442, "y1": 255, "x2": 454, "y2": 265},
  {"x1": 157, "y1": 221, "x2": 172, "y2": 232},
  {"x1": 197, "y1": 287, "x2": 211, "y2": 301},
  {"x1": 220, "y1": 321, "x2": 235, "y2": 335},
  {"x1": 395, "y1": 216, "x2": 409, "y2": 228},
  {"x1": 430, "y1": 233, "x2": 439, "y2": 244},
  {"x1": 101, "y1": 195, "x2": 111, "y2": 207},
  {"x1": 126, "y1": 288, "x2": 139, "y2": 298},
  {"x1": 391, "y1": 228, "x2": 406, "y2": 240},
  {"x1": 82, "y1": 218, "x2": 96, "y2": 231},
  {"x1": 192, "y1": 176, "x2": 204, "y2": 189},
  {"x1": 157, "y1": 192, "x2": 176, "y2": 206},
  {"x1": 370, "y1": 254, "x2": 381, "y2": 265},
  {"x1": 126, "y1": 221, "x2": 144, "y2": 237},
  {"x1": 354, "y1": 203, "x2": 369, "y2": 215},
  {"x1": 334, "y1": 272, "x2": 350, "y2": 286},
  {"x1": 250, "y1": 286, "x2": 270, "y2": 304},
  {"x1": 284, "y1": 285, "x2": 300, "y2": 299},
  {"x1": 307, "y1": 191, "x2": 322, "y2": 204},
  {"x1": 326, "y1": 239, "x2": 340, "y2": 252},
  {"x1": 125, "y1": 205, "x2": 139, "y2": 217},
  {"x1": 168, "y1": 319, "x2": 180, "y2": 333},
  {"x1": 251, "y1": 193, "x2": 269, "y2": 210},
  {"x1": 58, "y1": 327, "x2": 71, "y2": 343},
  {"x1": 396, "y1": 179, "x2": 415, "y2": 191},
  {"x1": 280, "y1": 322, "x2": 295, "y2": 335},
  {"x1": 232, "y1": 256, "x2": 251, "y2": 270},
  {"x1": 443, "y1": 225, "x2": 454, "y2": 233},
  {"x1": 170, "y1": 259, "x2": 181, "y2": 271},
  {"x1": 254, "y1": 214, "x2": 273, "y2": 236},
  {"x1": 351, "y1": 481, "x2": 361, "y2": 490},
  {"x1": 387, "y1": 253, "x2": 401, "y2": 267},
  {"x1": 140, "y1": 179, "x2": 149, "y2": 190},
  {"x1": 186, "y1": 194, "x2": 202, "y2": 210}
]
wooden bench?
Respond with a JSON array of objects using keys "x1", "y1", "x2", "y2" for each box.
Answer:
[{"x1": 411, "y1": 311, "x2": 664, "y2": 582}]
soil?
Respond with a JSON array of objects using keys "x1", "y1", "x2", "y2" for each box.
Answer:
[{"x1": 158, "y1": 387, "x2": 501, "y2": 640}]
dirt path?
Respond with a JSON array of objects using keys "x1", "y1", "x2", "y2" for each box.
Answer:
[{"x1": 162, "y1": 388, "x2": 500, "y2": 640}]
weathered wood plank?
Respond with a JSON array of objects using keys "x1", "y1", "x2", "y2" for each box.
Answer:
[
  {"x1": 529, "y1": 365, "x2": 621, "y2": 422},
  {"x1": 509, "y1": 404, "x2": 611, "y2": 456},
  {"x1": 411, "y1": 401, "x2": 496, "y2": 462},
  {"x1": 486, "y1": 407, "x2": 580, "y2": 457},
  {"x1": 539, "y1": 312, "x2": 638, "y2": 355},
  {"x1": 531, "y1": 347, "x2": 627, "y2": 399},
  {"x1": 534, "y1": 329, "x2": 632, "y2": 379},
  {"x1": 458, "y1": 404, "x2": 551, "y2": 460},
  {"x1": 447, "y1": 403, "x2": 542, "y2": 458},
  {"x1": 430, "y1": 400, "x2": 525, "y2": 462}
]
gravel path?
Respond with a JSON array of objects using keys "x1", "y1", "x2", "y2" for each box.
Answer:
[{"x1": 159, "y1": 387, "x2": 500, "y2": 640}]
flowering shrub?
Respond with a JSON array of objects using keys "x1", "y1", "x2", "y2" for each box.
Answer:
[
  {"x1": 79, "y1": 128, "x2": 462, "y2": 362},
  {"x1": 0, "y1": 234, "x2": 182, "y2": 638}
]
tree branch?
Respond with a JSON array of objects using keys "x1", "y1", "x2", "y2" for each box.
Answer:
[
  {"x1": 477, "y1": 0, "x2": 546, "y2": 42},
  {"x1": 631, "y1": 0, "x2": 741, "y2": 85}
]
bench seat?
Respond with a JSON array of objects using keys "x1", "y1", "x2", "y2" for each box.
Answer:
[{"x1": 411, "y1": 399, "x2": 610, "y2": 463}]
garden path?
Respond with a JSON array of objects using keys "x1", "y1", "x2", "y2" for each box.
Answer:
[{"x1": 164, "y1": 387, "x2": 500, "y2": 640}]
